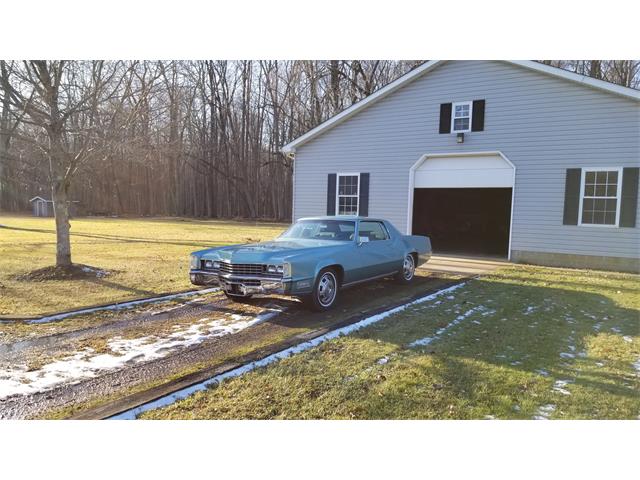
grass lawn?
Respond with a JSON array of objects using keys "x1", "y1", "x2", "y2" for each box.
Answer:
[
  {"x1": 0, "y1": 214, "x2": 286, "y2": 317},
  {"x1": 142, "y1": 266, "x2": 640, "y2": 420}
]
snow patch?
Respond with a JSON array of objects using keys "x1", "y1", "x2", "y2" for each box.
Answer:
[
  {"x1": 534, "y1": 369, "x2": 550, "y2": 377},
  {"x1": 622, "y1": 336, "x2": 632, "y2": 343},
  {"x1": 81, "y1": 266, "x2": 109, "y2": 278},
  {"x1": 377, "y1": 357, "x2": 389, "y2": 365},
  {"x1": 552, "y1": 379, "x2": 573, "y2": 396},
  {"x1": 533, "y1": 404, "x2": 556, "y2": 420},
  {"x1": 151, "y1": 304, "x2": 185, "y2": 316},
  {"x1": 409, "y1": 304, "x2": 494, "y2": 348},
  {"x1": 0, "y1": 307, "x2": 281, "y2": 399},
  {"x1": 110, "y1": 282, "x2": 468, "y2": 419}
]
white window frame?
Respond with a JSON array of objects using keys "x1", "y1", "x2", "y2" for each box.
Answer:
[
  {"x1": 577, "y1": 166, "x2": 623, "y2": 228},
  {"x1": 451, "y1": 101, "x2": 473, "y2": 133},
  {"x1": 336, "y1": 173, "x2": 360, "y2": 216}
]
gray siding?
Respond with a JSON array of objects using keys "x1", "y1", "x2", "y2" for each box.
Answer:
[{"x1": 293, "y1": 61, "x2": 640, "y2": 259}]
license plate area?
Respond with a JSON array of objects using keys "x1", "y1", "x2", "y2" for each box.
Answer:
[{"x1": 222, "y1": 280, "x2": 245, "y2": 295}]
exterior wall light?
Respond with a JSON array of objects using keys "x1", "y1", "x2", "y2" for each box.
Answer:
[{"x1": 457, "y1": 132, "x2": 465, "y2": 143}]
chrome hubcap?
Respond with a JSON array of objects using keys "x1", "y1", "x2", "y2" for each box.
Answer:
[
  {"x1": 403, "y1": 255, "x2": 415, "y2": 280},
  {"x1": 317, "y1": 272, "x2": 337, "y2": 307}
]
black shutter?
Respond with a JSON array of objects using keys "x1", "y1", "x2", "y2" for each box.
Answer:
[
  {"x1": 620, "y1": 167, "x2": 639, "y2": 228},
  {"x1": 471, "y1": 99, "x2": 485, "y2": 132},
  {"x1": 439, "y1": 103, "x2": 452, "y2": 134},
  {"x1": 327, "y1": 173, "x2": 337, "y2": 215},
  {"x1": 359, "y1": 173, "x2": 370, "y2": 217},
  {"x1": 563, "y1": 168, "x2": 582, "y2": 225}
]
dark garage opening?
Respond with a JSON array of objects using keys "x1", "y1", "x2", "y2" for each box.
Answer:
[{"x1": 412, "y1": 188, "x2": 512, "y2": 257}]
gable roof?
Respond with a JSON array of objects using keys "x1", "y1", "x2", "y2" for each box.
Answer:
[
  {"x1": 29, "y1": 196, "x2": 51, "y2": 202},
  {"x1": 282, "y1": 60, "x2": 640, "y2": 154}
]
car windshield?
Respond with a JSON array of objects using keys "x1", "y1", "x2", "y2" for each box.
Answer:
[{"x1": 280, "y1": 220, "x2": 355, "y2": 242}]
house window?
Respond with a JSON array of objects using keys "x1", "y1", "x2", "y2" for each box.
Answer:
[
  {"x1": 337, "y1": 173, "x2": 359, "y2": 215},
  {"x1": 579, "y1": 168, "x2": 622, "y2": 226},
  {"x1": 451, "y1": 101, "x2": 472, "y2": 133}
]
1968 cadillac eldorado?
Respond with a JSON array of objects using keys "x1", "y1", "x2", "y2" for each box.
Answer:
[{"x1": 189, "y1": 216, "x2": 431, "y2": 311}]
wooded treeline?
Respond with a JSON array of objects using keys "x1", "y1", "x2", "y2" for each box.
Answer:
[
  {"x1": 1, "y1": 60, "x2": 638, "y2": 223},
  {"x1": 0, "y1": 60, "x2": 427, "y2": 222}
]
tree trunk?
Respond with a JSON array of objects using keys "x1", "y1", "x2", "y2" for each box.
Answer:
[
  {"x1": 49, "y1": 135, "x2": 72, "y2": 267},
  {"x1": 52, "y1": 180, "x2": 72, "y2": 267},
  {"x1": 0, "y1": 61, "x2": 12, "y2": 210}
]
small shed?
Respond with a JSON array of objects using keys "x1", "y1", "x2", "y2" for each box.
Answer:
[
  {"x1": 30, "y1": 196, "x2": 54, "y2": 217},
  {"x1": 29, "y1": 197, "x2": 80, "y2": 217}
]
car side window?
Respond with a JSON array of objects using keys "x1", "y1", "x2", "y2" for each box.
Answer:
[{"x1": 359, "y1": 221, "x2": 390, "y2": 242}]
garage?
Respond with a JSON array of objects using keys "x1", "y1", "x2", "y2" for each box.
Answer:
[{"x1": 409, "y1": 153, "x2": 514, "y2": 258}]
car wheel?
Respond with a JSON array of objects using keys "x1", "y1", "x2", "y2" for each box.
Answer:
[
  {"x1": 224, "y1": 291, "x2": 253, "y2": 303},
  {"x1": 306, "y1": 268, "x2": 340, "y2": 311},
  {"x1": 395, "y1": 254, "x2": 416, "y2": 284}
]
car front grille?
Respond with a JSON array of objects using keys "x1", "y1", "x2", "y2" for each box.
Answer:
[
  {"x1": 218, "y1": 262, "x2": 266, "y2": 276},
  {"x1": 200, "y1": 261, "x2": 283, "y2": 279}
]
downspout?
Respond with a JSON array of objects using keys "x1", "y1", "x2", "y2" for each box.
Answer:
[{"x1": 282, "y1": 148, "x2": 296, "y2": 223}]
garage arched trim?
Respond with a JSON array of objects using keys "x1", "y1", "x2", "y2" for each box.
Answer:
[{"x1": 406, "y1": 151, "x2": 516, "y2": 260}]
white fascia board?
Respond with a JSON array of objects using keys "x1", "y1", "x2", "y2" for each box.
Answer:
[{"x1": 509, "y1": 60, "x2": 640, "y2": 101}]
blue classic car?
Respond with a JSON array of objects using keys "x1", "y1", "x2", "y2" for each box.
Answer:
[{"x1": 189, "y1": 216, "x2": 431, "y2": 311}]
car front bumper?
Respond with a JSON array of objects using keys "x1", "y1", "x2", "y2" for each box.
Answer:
[{"x1": 190, "y1": 269, "x2": 291, "y2": 295}]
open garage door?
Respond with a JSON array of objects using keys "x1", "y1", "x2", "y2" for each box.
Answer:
[{"x1": 410, "y1": 153, "x2": 514, "y2": 258}]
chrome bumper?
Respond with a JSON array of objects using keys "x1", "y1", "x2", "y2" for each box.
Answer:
[{"x1": 190, "y1": 269, "x2": 288, "y2": 295}]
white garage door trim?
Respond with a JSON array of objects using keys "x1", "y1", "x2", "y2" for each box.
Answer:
[{"x1": 406, "y1": 150, "x2": 516, "y2": 260}]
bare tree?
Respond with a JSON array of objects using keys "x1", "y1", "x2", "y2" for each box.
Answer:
[
  {"x1": 0, "y1": 61, "x2": 136, "y2": 268},
  {"x1": 0, "y1": 61, "x2": 24, "y2": 210}
]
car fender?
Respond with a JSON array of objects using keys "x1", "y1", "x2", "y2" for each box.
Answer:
[
  {"x1": 314, "y1": 257, "x2": 345, "y2": 283},
  {"x1": 283, "y1": 248, "x2": 351, "y2": 287},
  {"x1": 401, "y1": 235, "x2": 432, "y2": 266}
]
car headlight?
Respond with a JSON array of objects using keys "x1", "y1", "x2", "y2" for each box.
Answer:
[
  {"x1": 282, "y1": 262, "x2": 291, "y2": 278},
  {"x1": 203, "y1": 259, "x2": 220, "y2": 269},
  {"x1": 190, "y1": 255, "x2": 199, "y2": 269},
  {"x1": 267, "y1": 264, "x2": 277, "y2": 274},
  {"x1": 276, "y1": 265, "x2": 284, "y2": 274}
]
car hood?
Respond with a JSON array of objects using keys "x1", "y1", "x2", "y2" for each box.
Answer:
[{"x1": 197, "y1": 238, "x2": 350, "y2": 264}]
